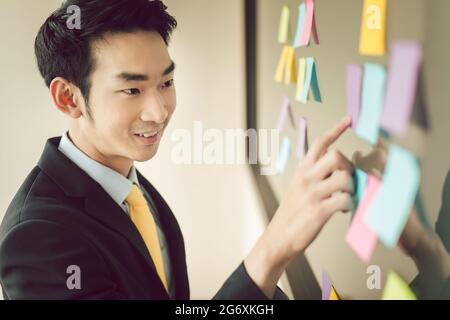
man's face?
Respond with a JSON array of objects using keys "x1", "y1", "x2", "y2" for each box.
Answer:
[{"x1": 78, "y1": 30, "x2": 176, "y2": 165}]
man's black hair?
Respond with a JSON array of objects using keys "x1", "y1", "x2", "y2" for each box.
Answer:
[{"x1": 35, "y1": 0, "x2": 177, "y2": 111}]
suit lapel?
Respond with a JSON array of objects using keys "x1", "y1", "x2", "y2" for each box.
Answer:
[{"x1": 38, "y1": 137, "x2": 169, "y2": 299}]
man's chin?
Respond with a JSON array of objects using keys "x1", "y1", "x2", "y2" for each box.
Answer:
[{"x1": 133, "y1": 147, "x2": 159, "y2": 162}]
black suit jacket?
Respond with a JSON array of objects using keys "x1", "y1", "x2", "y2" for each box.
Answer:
[{"x1": 0, "y1": 137, "x2": 287, "y2": 300}]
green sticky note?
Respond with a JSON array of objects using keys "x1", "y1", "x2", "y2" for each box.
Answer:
[
  {"x1": 278, "y1": 5, "x2": 292, "y2": 44},
  {"x1": 382, "y1": 271, "x2": 417, "y2": 300},
  {"x1": 356, "y1": 64, "x2": 386, "y2": 145},
  {"x1": 364, "y1": 144, "x2": 420, "y2": 247}
]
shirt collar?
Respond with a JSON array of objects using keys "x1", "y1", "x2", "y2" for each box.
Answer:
[{"x1": 58, "y1": 131, "x2": 139, "y2": 207}]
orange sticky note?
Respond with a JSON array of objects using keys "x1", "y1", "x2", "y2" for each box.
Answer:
[
  {"x1": 274, "y1": 46, "x2": 297, "y2": 85},
  {"x1": 359, "y1": 0, "x2": 387, "y2": 56},
  {"x1": 284, "y1": 47, "x2": 297, "y2": 85}
]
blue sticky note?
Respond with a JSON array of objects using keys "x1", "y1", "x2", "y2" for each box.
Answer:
[
  {"x1": 356, "y1": 64, "x2": 386, "y2": 145},
  {"x1": 293, "y1": 3, "x2": 306, "y2": 48},
  {"x1": 277, "y1": 136, "x2": 291, "y2": 173},
  {"x1": 352, "y1": 169, "x2": 368, "y2": 220},
  {"x1": 364, "y1": 145, "x2": 421, "y2": 247},
  {"x1": 300, "y1": 57, "x2": 321, "y2": 104}
]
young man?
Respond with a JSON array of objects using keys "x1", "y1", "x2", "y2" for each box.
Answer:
[{"x1": 0, "y1": 0, "x2": 356, "y2": 299}]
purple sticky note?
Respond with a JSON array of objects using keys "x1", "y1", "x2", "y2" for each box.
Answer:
[
  {"x1": 322, "y1": 270, "x2": 332, "y2": 300},
  {"x1": 297, "y1": 117, "x2": 308, "y2": 160},
  {"x1": 277, "y1": 97, "x2": 290, "y2": 131},
  {"x1": 346, "y1": 64, "x2": 363, "y2": 130},
  {"x1": 345, "y1": 175, "x2": 380, "y2": 262},
  {"x1": 381, "y1": 41, "x2": 423, "y2": 135}
]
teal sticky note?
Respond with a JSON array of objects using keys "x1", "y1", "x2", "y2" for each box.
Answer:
[
  {"x1": 277, "y1": 136, "x2": 291, "y2": 173},
  {"x1": 356, "y1": 64, "x2": 386, "y2": 145},
  {"x1": 300, "y1": 57, "x2": 321, "y2": 104},
  {"x1": 352, "y1": 169, "x2": 368, "y2": 220},
  {"x1": 293, "y1": 3, "x2": 306, "y2": 48},
  {"x1": 364, "y1": 145, "x2": 421, "y2": 247},
  {"x1": 310, "y1": 59, "x2": 322, "y2": 102}
]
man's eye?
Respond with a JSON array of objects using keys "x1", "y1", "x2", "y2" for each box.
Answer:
[
  {"x1": 122, "y1": 88, "x2": 141, "y2": 95},
  {"x1": 162, "y1": 79, "x2": 174, "y2": 89}
]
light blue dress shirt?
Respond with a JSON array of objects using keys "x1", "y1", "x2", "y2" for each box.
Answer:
[{"x1": 58, "y1": 131, "x2": 174, "y2": 297}]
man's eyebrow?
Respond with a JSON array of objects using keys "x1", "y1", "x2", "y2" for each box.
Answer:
[
  {"x1": 163, "y1": 61, "x2": 176, "y2": 76},
  {"x1": 115, "y1": 61, "x2": 176, "y2": 82}
]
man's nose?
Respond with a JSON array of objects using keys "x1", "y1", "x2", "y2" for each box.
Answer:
[{"x1": 139, "y1": 91, "x2": 168, "y2": 124}]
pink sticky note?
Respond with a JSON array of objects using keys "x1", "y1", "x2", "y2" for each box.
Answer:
[
  {"x1": 300, "y1": 0, "x2": 315, "y2": 46},
  {"x1": 346, "y1": 64, "x2": 363, "y2": 130},
  {"x1": 277, "y1": 96, "x2": 290, "y2": 131},
  {"x1": 345, "y1": 175, "x2": 380, "y2": 262},
  {"x1": 297, "y1": 117, "x2": 308, "y2": 160},
  {"x1": 311, "y1": 2, "x2": 320, "y2": 44},
  {"x1": 381, "y1": 41, "x2": 423, "y2": 135}
]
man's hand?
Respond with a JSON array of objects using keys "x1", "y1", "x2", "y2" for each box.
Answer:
[{"x1": 244, "y1": 116, "x2": 354, "y2": 298}]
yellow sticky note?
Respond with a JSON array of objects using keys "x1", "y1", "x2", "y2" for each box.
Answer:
[
  {"x1": 284, "y1": 47, "x2": 297, "y2": 85},
  {"x1": 278, "y1": 5, "x2": 292, "y2": 44},
  {"x1": 275, "y1": 46, "x2": 289, "y2": 82},
  {"x1": 382, "y1": 271, "x2": 417, "y2": 300},
  {"x1": 296, "y1": 58, "x2": 306, "y2": 101},
  {"x1": 329, "y1": 287, "x2": 340, "y2": 300},
  {"x1": 359, "y1": 0, "x2": 387, "y2": 56}
]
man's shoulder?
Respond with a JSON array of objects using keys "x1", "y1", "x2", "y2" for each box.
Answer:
[{"x1": 1, "y1": 165, "x2": 84, "y2": 238}]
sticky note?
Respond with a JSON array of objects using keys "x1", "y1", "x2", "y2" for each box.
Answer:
[
  {"x1": 296, "y1": 58, "x2": 307, "y2": 101},
  {"x1": 300, "y1": 0, "x2": 319, "y2": 46},
  {"x1": 321, "y1": 270, "x2": 332, "y2": 300},
  {"x1": 382, "y1": 271, "x2": 417, "y2": 300},
  {"x1": 346, "y1": 64, "x2": 363, "y2": 130},
  {"x1": 329, "y1": 287, "x2": 340, "y2": 300},
  {"x1": 345, "y1": 175, "x2": 380, "y2": 262},
  {"x1": 278, "y1": 5, "x2": 292, "y2": 44},
  {"x1": 309, "y1": 58, "x2": 322, "y2": 102},
  {"x1": 277, "y1": 136, "x2": 291, "y2": 173},
  {"x1": 356, "y1": 64, "x2": 386, "y2": 145},
  {"x1": 322, "y1": 270, "x2": 340, "y2": 300},
  {"x1": 274, "y1": 46, "x2": 297, "y2": 85},
  {"x1": 275, "y1": 46, "x2": 289, "y2": 83},
  {"x1": 352, "y1": 168, "x2": 369, "y2": 220},
  {"x1": 299, "y1": 57, "x2": 321, "y2": 104},
  {"x1": 297, "y1": 117, "x2": 308, "y2": 160},
  {"x1": 284, "y1": 47, "x2": 297, "y2": 85},
  {"x1": 293, "y1": 3, "x2": 306, "y2": 48},
  {"x1": 355, "y1": 169, "x2": 369, "y2": 205},
  {"x1": 277, "y1": 97, "x2": 290, "y2": 131},
  {"x1": 359, "y1": 0, "x2": 387, "y2": 56},
  {"x1": 381, "y1": 41, "x2": 423, "y2": 136},
  {"x1": 365, "y1": 145, "x2": 421, "y2": 248}
]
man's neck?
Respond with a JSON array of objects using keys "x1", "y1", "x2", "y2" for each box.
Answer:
[{"x1": 67, "y1": 128, "x2": 133, "y2": 177}]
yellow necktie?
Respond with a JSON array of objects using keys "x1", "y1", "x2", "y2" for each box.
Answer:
[{"x1": 126, "y1": 184, "x2": 168, "y2": 291}]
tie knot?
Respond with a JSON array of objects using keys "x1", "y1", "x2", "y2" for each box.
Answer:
[{"x1": 126, "y1": 184, "x2": 147, "y2": 207}]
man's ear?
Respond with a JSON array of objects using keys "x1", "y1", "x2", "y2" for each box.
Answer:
[{"x1": 49, "y1": 77, "x2": 83, "y2": 119}]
